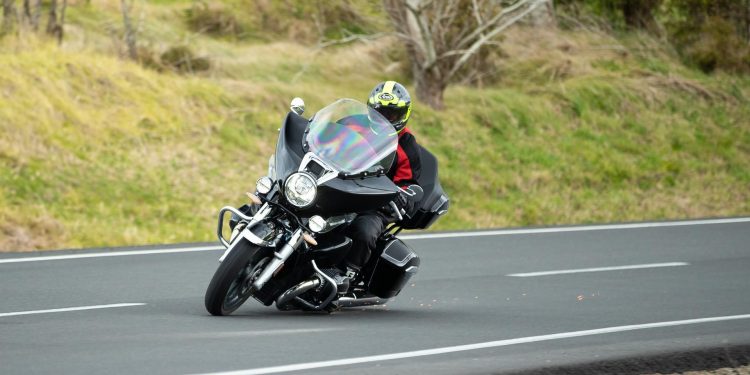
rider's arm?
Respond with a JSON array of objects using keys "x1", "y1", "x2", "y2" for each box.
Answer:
[{"x1": 392, "y1": 131, "x2": 422, "y2": 188}]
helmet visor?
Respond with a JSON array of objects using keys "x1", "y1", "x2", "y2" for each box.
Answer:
[{"x1": 376, "y1": 105, "x2": 408, "y2": 124}]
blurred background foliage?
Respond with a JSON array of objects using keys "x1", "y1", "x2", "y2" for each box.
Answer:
[
  {"x1": 0, "y1": 0, "x2": 748, "y2": 251},
  {"x1": 558, "y1": 0, "x2": 750, "y2": 73}
]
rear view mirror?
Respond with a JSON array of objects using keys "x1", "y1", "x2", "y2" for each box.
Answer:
[
  {"x1": 405, "y1": 184, "x2": 424, "y2": 202},
  {"x1": 291, "y1": 97, "x2": 305, "y2": 115}
]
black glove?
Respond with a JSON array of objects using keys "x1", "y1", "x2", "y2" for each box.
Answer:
[
  {"x1": 381, "y1": 185, "x2": 421, "y2": 222},
  {"x1": 395, "y1": 191, "x2": 417, "y2": 218},
  {"x1": 395, "y1": 193, "x2": 409, "y2": 210},
  {"x1": 378, "y1": 200, "x2": 403, "y2": 222}
]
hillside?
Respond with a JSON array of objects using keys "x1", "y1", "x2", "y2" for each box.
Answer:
[{"x1": 1, "y1": 1, "x2": 748, "y2": 251}]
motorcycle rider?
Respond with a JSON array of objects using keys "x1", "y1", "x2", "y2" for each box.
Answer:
[{"x1": 335, "y1": 81, "x2": 422, "y2": 292}]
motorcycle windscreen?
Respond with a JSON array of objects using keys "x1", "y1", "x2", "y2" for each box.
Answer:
[
  {"x1": 274, "y1": 112, "x2": 307, "y2": 182},
  {"x1": 306, "y1": 99, "x2": 397, "y2": 174}
]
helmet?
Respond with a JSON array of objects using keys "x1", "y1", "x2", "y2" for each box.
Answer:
[{"x1": 367, "y1": 81, "x2": 412, "y2": 131}]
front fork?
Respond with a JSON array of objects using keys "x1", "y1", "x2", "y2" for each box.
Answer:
[
  {"x1": 251, "y1": 228, "x2": 303, "y2": 290},
  {"x1": 217, "y1": 203, "x2": 273, "y2": 262},
  {"x1": 216, "y1": 203, "x2": 306, "y2": 292}
]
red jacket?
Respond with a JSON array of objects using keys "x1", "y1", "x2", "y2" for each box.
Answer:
[{"x1": 387, "y1": 127, "x2": 422, "y2": 188}]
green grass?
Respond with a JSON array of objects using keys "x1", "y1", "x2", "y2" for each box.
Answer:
[{"x1": 0, "y1": 2, "x2": 748, "y2": 251}]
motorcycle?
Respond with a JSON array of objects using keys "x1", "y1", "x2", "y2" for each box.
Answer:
[{"x1": 204, "y1": 98, "x2": 449, "y2": 315}]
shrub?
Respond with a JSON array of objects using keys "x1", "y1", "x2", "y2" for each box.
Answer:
[
  {"x1": 160, "y1": 45, "x2": 210, "y2": 73},
  {"x1": 185, "y1": 2, "x2": 243, "y2": 38},
  {"x1": 136, "y1": 46, "x2": 164, "y2": 72},
  {"x1": 671, "y1": 17, "x2": 750, "y2": 74}
]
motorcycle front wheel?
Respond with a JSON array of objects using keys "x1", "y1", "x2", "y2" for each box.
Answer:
[{"x1": 204, "y1": 238, "x2": 269, "y2": 316}]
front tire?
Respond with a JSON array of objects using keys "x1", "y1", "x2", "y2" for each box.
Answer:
[{"x1": 204, "y1": 238, "x2": 268, "y2": 316}]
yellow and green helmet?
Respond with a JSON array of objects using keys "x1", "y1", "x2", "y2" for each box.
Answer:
[{"x1": 367, "y1": 81, "x2": 412, "y2": 131}]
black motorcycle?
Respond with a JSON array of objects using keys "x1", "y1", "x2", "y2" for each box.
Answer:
[{"x1": 204, "y1": 98, "x2": 449, "y2": 315}]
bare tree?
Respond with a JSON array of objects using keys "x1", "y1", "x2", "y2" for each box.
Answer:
[
  {"x1": 46, "y1": 0, "x2": 58, "y2": 34},
  {"x1": 31, "y1": 0, "x2": 40, "y2": 31},
  {"x1": 22, "y1": 0, "x2": 29, "y2": 23},
  {"x1": 57, "y1": 0, "x2": 66, "y2": 43},
  {"x1": 529, "y1": 0, "x2": 555, "y2": 26},
  {"x1": 120, "y1": 0, "x2": 137, "y2": 60},
  {"x1": 45, "y1": 0, "x2": 66, "y2": 43},
  {"x1": 2, "y1": 0, "x2": 16, "y2": 34},
  {"x1": 383, "y1": 0, "x2": 552, "y2": 109}
]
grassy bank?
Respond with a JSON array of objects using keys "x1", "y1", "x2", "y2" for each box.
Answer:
[{"x1": 0, "y1": 2, "x2": 748, "y2": 251}]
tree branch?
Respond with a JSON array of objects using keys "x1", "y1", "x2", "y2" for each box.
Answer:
[
  {"x1": 120, "y1": 0, "x2": 137, "y2": 60},
  {"x1": 455, "y1": 0, "x2": 537, "y2": 50},
  {"x1": 317, "y1": 32, "x2": 388, "y2": 48},
  {"x1": 57, "y1": 0, "x2": 67, "y2": 44},
  {"x1": 404, "y1": 0, "x2": 439, "y2": 70},
  {"x1": 445, "y1": 0, "x2": 546, "y2": 82}
]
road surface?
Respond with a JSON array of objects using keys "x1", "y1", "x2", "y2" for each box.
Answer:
[{"x1": 1, "y1": 217, "x2": 749, "y2": 374}]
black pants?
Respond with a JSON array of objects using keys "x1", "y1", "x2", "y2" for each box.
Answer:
[{"x1": 343, "y1": 211, "x2": 389, "y2": 270}]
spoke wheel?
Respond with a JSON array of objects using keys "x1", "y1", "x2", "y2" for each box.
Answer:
[
  {"x1": 204, "y1": 238, "x2": 269, "y2": 316},
  {"x1": 221, "y1": 257, "x2": 269, "y2": 313}
]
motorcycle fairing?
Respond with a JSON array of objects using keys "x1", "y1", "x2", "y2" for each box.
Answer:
[
  {"x1": 273, "y1": 111, "x2": 307, "y2": 182},
  {"x1": 295, "y1": 175, "x2": 399, "y2": 216}
]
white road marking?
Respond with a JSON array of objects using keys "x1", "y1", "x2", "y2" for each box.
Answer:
[
  {"x1": 506, "y1": 262, "x2": 690, "y2": 277},
  {"x1": 1, "y1": 217, "x2": 747, "y2": 264},
  {"x1": 173, "y1": 328, "x2": 342, "y2": 339},
  {"x1": 0, "y1": 303, "x2": 146, "y2": 318},
  {"x1": 198, "y1": 314, "x2": 750, "y2": 375},
  {"x1": 0, "y1": 246, "x2": 222, "y2": 264},
  {"x1": 398, "y1": 217, "x2": 750, "y2": 240}
]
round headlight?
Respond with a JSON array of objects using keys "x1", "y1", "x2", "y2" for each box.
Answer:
[
  {"x1": 256, "y1": 176, "x2": 273, "y2": 195},
  {"x1": 284, "y1": 172, "x2": 317, "y2": 208},
  {"x1": 308, "y1": 215, "x2": 326, "y2": 233}
]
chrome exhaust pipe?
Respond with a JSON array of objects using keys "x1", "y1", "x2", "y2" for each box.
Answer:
[
  {"x1": 275, "y1": 261, "x2": 338, "y2": 311},
  {"x1": 276, "y1": 278, "x2": 321, "y2": 310},
  {"x1": 334, "y1": 296, "x2": 389, "y2": 308}
]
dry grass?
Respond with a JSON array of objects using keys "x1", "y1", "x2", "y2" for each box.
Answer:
[
  {"x1": 0, "y1": 2, "x2": 748, "y2": 251},
  {"x1": 645, "y1": 365, "x2": 750, "y2": 375},
  {"x1": 0, "y1": 42, "x2": 250, "y2": 250}
]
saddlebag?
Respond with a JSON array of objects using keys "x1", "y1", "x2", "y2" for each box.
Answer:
[
  {"x1": 398, "y1": 146, "x2": 450, "y2": 230},
  {"x1": 405, "y1": 194, "x2": 449, "y2": 230},
  {"x1": 367, "y1": 238, "x2": 420, "y2": 299}
]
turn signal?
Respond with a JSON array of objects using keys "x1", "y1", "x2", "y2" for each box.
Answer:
[
  {"x1": 245, "y1": 192, "x2": 262, "y2": 205},
  {"x1": 302, "y1": 232, "x2": 318, "y2": 246}
]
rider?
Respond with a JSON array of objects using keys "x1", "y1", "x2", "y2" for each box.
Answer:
[{"x1": 335, "y1": 81, "x2": 422, "y2": 292}]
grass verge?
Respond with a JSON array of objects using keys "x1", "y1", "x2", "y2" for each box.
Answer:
[{"x1": 0, "y1": 3, "x2": 748, "y2": 251}]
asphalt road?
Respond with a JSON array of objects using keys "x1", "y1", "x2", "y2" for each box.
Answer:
[{"x1": 1, "y1": 218, "x2": 749, "y2": 374}]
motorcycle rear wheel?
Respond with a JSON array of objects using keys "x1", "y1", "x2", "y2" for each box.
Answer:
[{"x1": 204, "y1": 238, "x2": 267, "y2": 316}]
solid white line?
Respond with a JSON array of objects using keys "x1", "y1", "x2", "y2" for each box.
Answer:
[
  {"x1": 506, "y1": 262, "x2": 690, "y2": 277},
  {"x1": 176, "y1": 328, "x2": 342, "y2": 339},
  {"x1": 398, "y1": 217, "x2": 750, "y2": 240},
  {"x1": 0, "y1": 303, "x2": 146, "y2": 318},
  {"x1": 1, "y1": 217, "x2": 748, "y2": 264},
  {"x1": 198, "y1": 314, "x2": 750, "y2": 375},
  {"x1": 0, "y1": 246, "x2": 222, "y2": 264}
]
